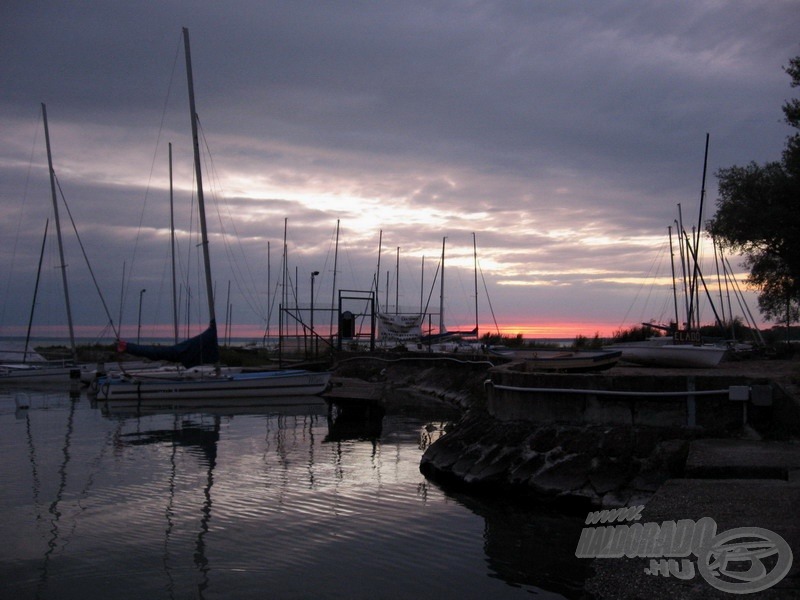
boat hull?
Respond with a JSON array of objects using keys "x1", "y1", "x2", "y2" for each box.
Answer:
[
  {"x1": 612, "y1": 344, "x2": 726, "y2": 368},
  {"x1": 489, "y1": 349, "x2": 622, "y2": 372},
  {"x1": 0, "y1": 363, "x2": 82, "y2": 384},
  {"x1": 94, "y1": 369, "x2": 332, "y2": 403}
]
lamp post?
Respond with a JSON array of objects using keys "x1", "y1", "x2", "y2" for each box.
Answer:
[
  {"x1": 310, "y1": 271, "x2": 319, "y2": 357},
  {"x1": 137, "y1": 288, "x2": 146, "y2": 343}
]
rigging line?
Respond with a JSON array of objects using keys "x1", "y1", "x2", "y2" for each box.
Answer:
[
  {"x1": 639, "y1": 244, "x2": 669, "y2": 323},
  {"x1": 1, "y1": 111, "x2": 42, "y2": 329},
  {"x1": 726, "y1": 269, "x2": 758, "y2": 332},
  {"x1": 723, "y1": 255, "x2": 764, "y2": 343},
  {"x1": 477, "y1": 260, "x2": 500, "y2": 335},
  {"x1": 422, "y1": 259, "x2": 441, "y2": 317},
  {"x1": 313, "y1": 222, "x2": 339, "y2": 305},
  {"x1": 54, "y1": 176, "x2": 119, "y2": 338},
  {"x1": 196, "y1": 118, "x2": 265, "y2": 321},
  {"x1": 122, "y1": 35, "x2": 184, "y2": 327},
  {"x1": 616, "y1": 238, "x2": 670, "y2": 330}
]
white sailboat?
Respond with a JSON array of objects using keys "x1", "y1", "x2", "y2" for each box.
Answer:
[
  {"x1": 95, "y1": 28, "x2": 331, "y2": 404},
  {"x1": 611, "y1": 337, "x2": 726, "y2": 368},
  {"x1": 1, "y1": 106, "x2": 87, "y2": 385}
]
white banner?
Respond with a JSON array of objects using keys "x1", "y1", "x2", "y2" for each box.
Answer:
[{"x1": 376, "y1": 313, "x2": 424, "y2": 342}]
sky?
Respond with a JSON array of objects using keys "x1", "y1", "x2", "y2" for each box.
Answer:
[{"x1": 1, "y1": 1, "x2": 798, "y2": 343}]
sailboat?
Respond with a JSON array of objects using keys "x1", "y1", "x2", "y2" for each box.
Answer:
[
  {"x1": 94, "y1": 28, "x2": 331, "y2": 404},
  {"x1": 609, "y1": 136, "x2": 727, "y2": 369},
  {"x1": 2, "y1": 106, "x2": 92, "y2": 385}
]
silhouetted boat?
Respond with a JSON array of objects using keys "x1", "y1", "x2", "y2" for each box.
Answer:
[{"x1": 95, "y1": 28, "x2": 330, "y2": 403}]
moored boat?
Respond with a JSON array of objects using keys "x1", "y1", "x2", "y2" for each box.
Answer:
[
  {"x1": 94, "y1": 369, "x2": 331, "y2": 404},
  {"x1": 95, "y1": 28, "x2": 331, "y2": 403}
]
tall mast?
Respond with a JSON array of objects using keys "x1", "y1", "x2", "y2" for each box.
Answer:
[
  {"x1": 41, "y1": 103, "x2": 77, "y2": 361},
  {"x1": 183, "y1": 27, "x2": 215, "y2": 325},
  {"x1": 438, "y1": 237, "x2": 446, "y2": 334},
  {"x1": 282, "y1": 218, "x2": 288, "y2": 339},
  {"x1": 395, "y1": 247, "x2": 399, "y2": 314},
  {"x1": 694, "y1": 134, "x2": 710, "y2": 259},
  {"x1": 689, "y1": 133, "x2": 710, "y2": 331},
  {"x1": 375, "y1": 229, "x2": 382, "y2": 313},
  {"x1": 169, "y1": 142, "x2": 179, "y2": 344},
  {"x1": 472, "y1": 232, "x2": 479, "y2": 338},
  {"x1": 24, "y1": 219, "x2": 50, "y2": 363},
  {"x1": 668, "y1": 225, "x2": 680, "y2": 329},
  {"x1": 329, "y1": 219, "x2": 340, "y2": 337},
  {"x1": 419, "y1": 256, "x2": 425, "y2": 314},
  {"x1": 265, "y1": 240, "x2": 271, "y2": 343}
]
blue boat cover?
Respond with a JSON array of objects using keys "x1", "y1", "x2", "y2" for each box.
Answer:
[{"x1": 118, "y1": 320, "x2": 220, "y2": 368}]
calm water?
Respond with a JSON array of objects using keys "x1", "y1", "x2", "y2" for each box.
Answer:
[{"x1": 0, "y1": 387, "x2": 589, "y2": 599}]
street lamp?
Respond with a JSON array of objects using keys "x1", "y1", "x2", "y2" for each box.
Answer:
[
  {"x1": 310, "y1": 271, "x2": 319, "y2": 357},
  {"x1": 137, "y1": 288, "x2": 146, "y2": 343}
]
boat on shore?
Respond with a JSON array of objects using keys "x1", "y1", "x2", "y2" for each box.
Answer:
[
  {"x1": 489, "y1": 348, "x2": 622, "y2": 372},
  {"x1": 609, "y1": 338, "x2": 727, "y2": 368}
]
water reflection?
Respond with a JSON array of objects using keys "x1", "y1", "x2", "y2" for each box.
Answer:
[
  {"x1": 449, "y1": 492, "x2": 590, "y2": 598},
  {"x1": 108, "y1": 411, "x2": 222, "y2": 599},
  {"x1": 1, "y1": 389, "x2": 587, "y2": 599},
  {"x1": 325, "y1": 400, "x2": 385, "y2": 442},
  {"x1": 37, "y1": 396, "x2": 76, "y2": 597}
]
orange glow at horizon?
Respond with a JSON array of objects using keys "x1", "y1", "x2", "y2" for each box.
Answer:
[
  {"x1": 4, "y1": 319, "x2": 622, "y2": 341},
  {"x1": 490, "y1": 321, "x2": 619, "y2": 339}
]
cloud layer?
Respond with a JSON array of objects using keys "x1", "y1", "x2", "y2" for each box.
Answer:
[{"x1": 1, "y1": 1, "x2": 797, "y2": 340}]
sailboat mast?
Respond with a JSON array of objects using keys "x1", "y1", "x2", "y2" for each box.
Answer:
[
  {"x1": 169, "y1": 142, "x2": 179, "y2": 344},
  {"x1": 668, "y1": 225, "x2": 680, "y2": 330},
  {"x1": 375, "y1": 229, "x2": 382, "y2": 313},
  {"x1": 395, "y1": 247, "x2": 399, "y2": 315},
  {"x1": 24, "y1": 219, "x2": 50, "y2": 363},
  {"x1": 183, "y1": 27, "x2": 215, "y2": 325},
  {"x1": 472, "y1": 232, "x2": 479, "y2": 338},
  {"x1": 420, "y1": 256, "x2": 425, "y2": 315},
  {"x1": 41, "y1": 103, "x2": 77, "y2": 361},
  {"x1": 265, "y1": 240, "x2": 271, "y2": 343},
  {"x1": 329, "y1": 219, "x2": 340, "y2": 337},
  {"x1": 438, "y1": 237, "x2": 446, "y2": 334}
]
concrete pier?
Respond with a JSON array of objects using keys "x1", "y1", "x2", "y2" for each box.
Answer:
[{"x1": 486, "y1": 360, "x2": 797, "y2": 435}]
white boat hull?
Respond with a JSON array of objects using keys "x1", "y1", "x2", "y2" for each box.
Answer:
[
  {"x1": 80, "y1": 363, "x2": 239, "y2": 384},
  {"x1": 489, "y1": 349, "x2": 622, "y2": 372},
  {"x1": 612, "y1": 343, "x2": 726, "y2": 368},
  {"x1": 1, "y1": 363, "x2": 83, "y2": 384},
  {"x1": 94, "y1": 369, "x2": 332, "y2": 403}
]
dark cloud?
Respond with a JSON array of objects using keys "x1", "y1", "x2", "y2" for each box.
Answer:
[{"x1": 1, "y1": 1, "x2": 796, "y2": 337}]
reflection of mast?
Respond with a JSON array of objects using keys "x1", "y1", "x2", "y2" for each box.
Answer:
[
  {"x1": 163, "y1": 414, "x2": 178, "y2": 595},
  {"x1": 36, "y1": 397, "x2": 77, "y2": 596},
  {"x1": 194, "y1": 415, "x2": 219, "y2": 598},
  {"x1": 24, "y1": 410, "x2": 42, "y2": 524}
]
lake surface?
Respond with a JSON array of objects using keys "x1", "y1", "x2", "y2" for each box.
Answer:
[{"x1": 0, "y1": 386, "x2": 589, "y2": 599}]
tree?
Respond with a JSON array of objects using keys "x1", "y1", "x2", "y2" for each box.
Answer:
[{"x1": 707, "y1": 55, "x2": 800, "y2": 327}]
